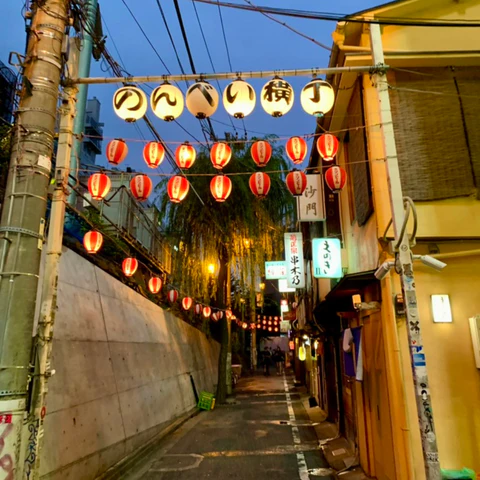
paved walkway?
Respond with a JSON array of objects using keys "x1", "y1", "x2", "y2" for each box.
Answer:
[{"x1": 123, "y1": 373, "x2": 335, "y2": 479}]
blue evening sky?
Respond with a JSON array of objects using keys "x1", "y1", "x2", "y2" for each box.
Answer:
[{"x1": 1, "y1": 0, "x2": 380, "y2": 174}]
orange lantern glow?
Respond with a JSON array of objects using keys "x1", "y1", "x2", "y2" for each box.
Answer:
[
  {"x1": 225, "y1": 309, "x2": 232, "y2": 319},
  {"x1": 148, "y1": 277, "x2": 163, "y2": 294},
  {"x1": 203, "y1": 306, "x2": 211, "y2": 318},
  {"x1": 130, "y1": 174, "x2": 153, "y2": 202},
  {"x1": 106, "y1": 139, "x2": 128, "y2": 165},
  {"x1": 167, "y1": 175, "x2": 190, "y2": 203},
  {"x1": 242, "y1": 322, "x2": 248, "y2": 329},
  {"x1": 249, "y1": 172, "x2": 271, "y2": 198},
  {"x1": 285, "y1": 170, "x2": 307, "y2": 196},
  {"x1": 83, "y1": 231, "x2": 103, "y2": 254},
  {"x1": 122, "y1": 258, "x2": 138, "y2": 277},
  {"x1": 210, "y1": 142, "x2": 232, "y2": 169},
  {"x1": 317, "y1": 133, "x2": 339, "y2": 161},
  {"x1": 175, "y1": 142, "x2": 196, "y2": 169},
  {"x1": 325, "y1": 166, "x2": 347, "y2": 193},
  {"x1": 182, "y1": 297, "x2": 193, "y2": 310},
  {"x1": 251, "y1": 140, "x2": 272, "y2": 167},
  {"x1": 195, "y1": 304, "x2": 202, "y2": 315},
  {"x1": 88, "y1": 173, "x2": 111, "y2": 200},
  {"x1": 210, "y1": 175, "x2": 232, "y2": 202},
  {"x1": 168, "y1": 289, "x2": 178, "y2": 303},
  {"x1": 285, "y1": 136, "x2": 308, "y2": 165},
  {"x1": 143, "y1": 141, "x2": 165, "y2": 169}
]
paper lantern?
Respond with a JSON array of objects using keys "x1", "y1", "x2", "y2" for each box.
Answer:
[
  {"x1": 257, "y1": 323, "x2": 261, "y2": 328},
  {"x1": 286, "y1": 137, "x2": 308, "y2": 165},
  {"x1": 122, "y1": 258, "x2": 138, "y2": 277},
  {"x1": 113, "y1": 86, "x2": 147, "y2": 122},
  {"x1": 130, "y1": 174, "x2": 153, "y2": 202},
  {"x1": 88, "y1": 173, "x2": 111, "y2": 200},
  {"x1": 223, "y1": 79, "x2": 256, "y2": 118},
  {"x1": 167, "y1": 175, "x2": 190, "y2": 203},
  {"x1": 143, "y1": 141, "x2": 165, "y2": 169},
  {"x1": 225, "y1": 309, "x2": 232, "y2": 319},
  {"x1": 150, "y1": 82, "x2": 184, "y2": 121},
  {"x1": 298, "y1": 345, "x2": 306, "y2": 361},
  {"x1": 262, "y1": 319, "x2": 267, "y2": 324},
  {"x1": 242, "y1": 322, "x2": 248, "y2": 330},
  {"x1": 260, "y1": 77, "x2": 294, "y2": 117},
  {"x1": 268, "y1": 326, "x2": 273, "y2": 332},
  {"x1": 301, "y1": 79, "x2": 335, "y2": 117},
  {"x1": 317, "y1": 134, "x2": 339, "y2": 161},
  {"x1": 186, "y1": 81, "x2": 219, "y2": 119},
  {"x1": 210, "y1": 142, "x2": 232, "y2": 169},
  {"x1": 286, "y1": 170, "x2": 308, "y2": 196},
  {"x1": 175, "y1": 142, "x2": 196, "y2": 169},
  {"x1": 168, "y1": 289, "x2": 178, "y2": 303},
  {"x1": 182, "y1": 297, "x2": 193, "y2": 310},
  {"x1": 203, "y1": 306, "x2": 212, "y2": 318},
  {"x1": 106, "y1": 139, "x2": 128, "y2": 165},
  {"x1": 249, "y1": 172, "x2": 271, "y2": 198},
  {"x1": 268, "y1": 320, "x2": 272, "y2": 325},
  {"x1": 218, "y1": 311, "x2": 224, "y2": 319},
  {"x1": 195, "y1": 304, "x2": 202, "y2": 315},
  {"x1": 211, "y1": 312, "x2": 219, "y2": 322},
  {"x1": 83, "y1": 231, "x2": 103, "y2": 254},
  {"x1": 210, "y1": 175, "x2": 232, "y2": 202},
  {"x1": 250, "y1": 323, "x2": 256, "y2": 330},
  {"x1": 148, "y1": 277, "x2": 163, "y2": 294},
  {"x1": 325, "y1": 166, "x2": 347, "y2": 193},
  {"x1": 250, "y1": 140, "x2": 272, "y2": 167},
  {"x1": 274, "y1": 327, "x2": 279, "y2": 332}
]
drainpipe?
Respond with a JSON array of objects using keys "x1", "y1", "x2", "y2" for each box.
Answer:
[{"x1": 67, "y1": 0, "x2": 99, "y2": 208}]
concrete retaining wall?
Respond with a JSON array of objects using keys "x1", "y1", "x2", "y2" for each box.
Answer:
[{"x1": 39, "y1": 248, "x2": 219, "y2": 479}]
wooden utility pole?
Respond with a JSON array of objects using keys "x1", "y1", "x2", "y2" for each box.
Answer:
[{"x1": 0, "y1": 1, "x2": 69, "y2": 478}]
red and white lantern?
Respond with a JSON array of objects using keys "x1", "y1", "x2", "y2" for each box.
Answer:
[
  {"x1": 106, "y1": 139, "x2": 128, "y2": 165},
  {"x1": 286, "y1": 136, "x2": 308, "y2": 165},
  {"x1": 203, "y1": 306, "x2": 212, "y2": 318},
  {"x1": 143, "y1": 141, "x2": 165, "y2": 169},
  {"x1": 175, "y1": 142, "x2": 196, "y2": 169},
  {"x1": 195, "y1": 304, "x2": 202, "y2": 315},
  {"x1": 182, "y1": 297, "x2": 193, "y2": 310},
  {"x1": 210, "y1": 142, "x2": 232, "y2": 169},
  {"x1": 325, "y1": 166, "x2": 347, "y2": 193},
  {"x1": 225, "y1": 309, "x2": 232, "y2": 319},
  {"x1": 211, "y1": 312, "x2": 219, "y2": 322},
  {"x1": 83, "y1": 231, "x2": 103, "y2": 254},
  {"x1": 286, "y1": 170, "x2": 308, "y2": 196},
  {"x1": 249, "y1": 172, "x2": 271, "y2": 198},
  {"x1": 88, "y1": 173, "x2": 111, "y2": 200},
  {"x1": 122, "y1": 258, "x2": 138, "y2": 277},
  {"x1": 217, "y1": 311, "x2": 224, "y2": 319},
  {"x1": 167, "y1": 175, "x2": 190, "y2": 203},
  {"x1": 148, "y1": 277, "x2": 163, "y2": 294},
  {"x1": 130, "y1": 174, "x2": 153, "y2": 202},
  {"x1": 210, "y1": 175, "x2": 232, "y2": 202},
  {"x1": 317, "y1": 134, "x2": 339, "y2": 161},
  {"x1": 242, "y1": 322, "x2": 248, "y2": 330},
  {"x1": 168, "y1": 289, "x2": 178, "y2": 303},
  {"x1": 250, "y1": 141, "x2": 272, "y2": 167}
]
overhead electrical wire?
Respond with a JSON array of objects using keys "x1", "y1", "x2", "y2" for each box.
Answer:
[
  {"x1": 189, "y1": 0, "x2": 480, "y2": 27},
  {"x1": 216, "y1": 0, "x2": 233, "y2": 72}
]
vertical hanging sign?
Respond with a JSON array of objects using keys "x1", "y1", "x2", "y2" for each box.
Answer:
[
  {"x1": 284, "y1": 232, "x2": 305, "y2": 289},
  {"x1": 297, "y1": 174, "x2": 326, "y2": 221}
]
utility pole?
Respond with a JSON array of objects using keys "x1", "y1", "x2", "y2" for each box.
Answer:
[
  {"x1": 370, "y1": 23, "x2": 441, "y2": 480},
  {"x1": 0, "y1": 1, "x2": 69, "y2": 478}
]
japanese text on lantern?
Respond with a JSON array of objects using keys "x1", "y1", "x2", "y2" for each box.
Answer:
[
  {"x1": 312, "y1": 238, "x2": 343, "y2": 279},
  {"x1": 284, "y1": 232, "x2": 305, "y2": 289},
  {"x1": 297, "y1": 174, "x2": 325, "y2": 222}
]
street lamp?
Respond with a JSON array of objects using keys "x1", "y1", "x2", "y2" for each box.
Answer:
[{"x1": 208, "y1": 263, "x2": 215, "y2": 275}]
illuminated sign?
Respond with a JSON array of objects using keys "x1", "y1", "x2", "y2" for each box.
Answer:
[
  {"x1": 279, "y1": 279, "x2": 295, "y2": 292},
  {"x1": 284, "y1": 232, "x2": 305, "y2": 289},
  {"x1": 313, "y1": 238, "x2": 343, "y2": 279},
  {"x1": 297, "y1": 174, "x2": 325, "y2": 221},
  {"x1": 265, "y1": 261, "x2": 287, "y2": 280}
]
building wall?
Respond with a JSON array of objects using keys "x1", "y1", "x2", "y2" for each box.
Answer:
[{"x1": 39, "y1": 248, "x2": 219, "y2": 479}]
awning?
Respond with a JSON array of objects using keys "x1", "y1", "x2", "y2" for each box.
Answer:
[{"x1": 314, "y1": 270, "x2": 378, "y2": 317}]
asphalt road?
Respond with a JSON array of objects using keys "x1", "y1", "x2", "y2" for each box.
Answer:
[{"x1": 123, "y1": 373, "x2": 334, "y2": 480}]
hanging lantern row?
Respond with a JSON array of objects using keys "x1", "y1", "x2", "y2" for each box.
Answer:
[
  {"x1": 104, "y1": 134, "x2": 339, "y2": 175},
  {"x1": 113, "y1": 78, "x2": 335, "y2": 123}
]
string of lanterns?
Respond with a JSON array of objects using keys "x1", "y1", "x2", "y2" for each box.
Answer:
[
  {"x1": 97, "y1": 133, "x2": 347, "y2": 204},
  {"x1": 113, "y1": 77, "x2": 335, "y2": 123}
]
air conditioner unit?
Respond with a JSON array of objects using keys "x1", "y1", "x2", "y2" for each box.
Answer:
[{"x1": 469, "y1": 316, "x2": 480, "y2": 369}]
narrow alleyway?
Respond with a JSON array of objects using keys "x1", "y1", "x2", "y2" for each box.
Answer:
[{"x1": 122, "y1": 373, "x2": 335, "y2": 479}]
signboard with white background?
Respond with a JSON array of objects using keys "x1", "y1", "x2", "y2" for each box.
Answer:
[
  {"x1": 312, "y1": 238, "x2": 343, "y2": 279},
  {"x1": 284, "y1": 232, "x2": 305, "y2": 288},
  {"x1": 265, "y1": 261, "x2": 287, "y2": 280},
  {"x1": 297, "y1": 174, "x2": 326, "y2": 222}
]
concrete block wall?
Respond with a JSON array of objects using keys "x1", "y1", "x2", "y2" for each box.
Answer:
[{"x1": 39, "y1": 248, "x2": 219, "y2": 479}]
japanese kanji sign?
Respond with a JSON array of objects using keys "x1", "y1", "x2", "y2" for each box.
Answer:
[
  {"x1": 265, "y1": 261, "x2": 287, "y2": 280},
  {"x1": 297, "y1": 174, "x2": 326, "y2": 221},
  {"x1": 312, "y1": 238, "x2": 343, "y2": 279},
  {"x1": 284, "y1": 232, "x2": 305, "y2": 288}
]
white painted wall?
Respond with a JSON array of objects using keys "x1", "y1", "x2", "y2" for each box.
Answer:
[{"x1": 39, "y1": 248, "x2": 219, "y2": 479}]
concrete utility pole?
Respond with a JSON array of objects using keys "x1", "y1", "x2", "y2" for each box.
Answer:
[
  {"x1": 369, "y1": 23, "x2": 441, "y2": 480},
  {"x1": 0, "y1": 1, "x2": 69, "y2": 478}
]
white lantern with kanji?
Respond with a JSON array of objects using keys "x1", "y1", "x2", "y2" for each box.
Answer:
[
  {"x1": 113, "y1": 86, "x2": 147, "y2": 122},
  {"x1": 260, "y1": 77, "x2": 294, "y2": 117},
  {"x1": 150, "y1": 82, "x2": 184, "y2": 121},
  {"x1": 301, "y1": 79, "x2": 335, "y2": 117},
  {"x1": 223, "y1": 79, "x2": 256, "y2": 118},
  {"x1": 186, "y1": 81, "x2": 219, "y2": 119}
]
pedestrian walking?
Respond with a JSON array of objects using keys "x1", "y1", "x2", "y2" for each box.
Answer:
[
  {"x1": 262, "y1": 346, "x2": 272, "y2": 376},
  {"x1": 273, "y1": 346, "x2": 284, "y2": 375}
]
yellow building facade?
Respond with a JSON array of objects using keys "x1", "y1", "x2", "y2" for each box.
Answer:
[{"x1": 316, "y1": 1, "x2": 480, "y2": 478}]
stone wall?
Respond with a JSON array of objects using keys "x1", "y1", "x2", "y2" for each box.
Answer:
[{"x1": 39, "y1": 248, "x2": 219, "y2": 479}]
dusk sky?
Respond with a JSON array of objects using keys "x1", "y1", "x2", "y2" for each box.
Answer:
[{"x1": 1, "y1": 0, "x2": 380, "y2": 175}]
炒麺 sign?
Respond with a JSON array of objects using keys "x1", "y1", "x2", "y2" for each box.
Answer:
[
  {"x1": 312, "y1": 238, "x2": 343, "y2": 278},
  {"x1": 284, "y1": 232, "x2": 305, "y2": 288}
]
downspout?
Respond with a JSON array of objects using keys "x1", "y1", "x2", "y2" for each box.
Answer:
[{"x1": 67, "y1": 0, "x2": 99, "y2": 208}]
